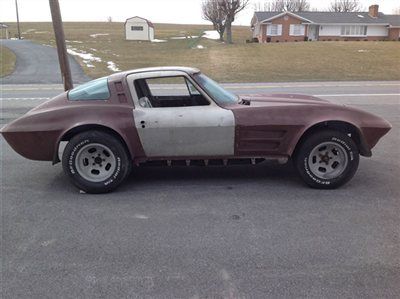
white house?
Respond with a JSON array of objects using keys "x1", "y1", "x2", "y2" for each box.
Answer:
[{"x1": 125, "y1": 16, "x2": 154, "y2": 41}]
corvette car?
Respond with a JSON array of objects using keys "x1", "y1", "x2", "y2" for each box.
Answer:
[{"x1": 1, "y1": 67, "x2": 391, "y2": 193}]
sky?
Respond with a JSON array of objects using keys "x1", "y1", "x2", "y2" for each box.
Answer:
[{"x1": 0, "y1": 0, "x2": 399, "y2": 25}]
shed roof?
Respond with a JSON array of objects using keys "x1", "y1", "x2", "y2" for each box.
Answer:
[
  {"x1": 125, "y1": 16, "x2": 154, "y2": 28},
  {"x1": 0, "y1": 23, "x2": 9, "y2": 28}
]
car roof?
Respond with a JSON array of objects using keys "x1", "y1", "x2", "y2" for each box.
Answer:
[{"x1": 109, "y1": 66, "x2": 201, "y2": 81}]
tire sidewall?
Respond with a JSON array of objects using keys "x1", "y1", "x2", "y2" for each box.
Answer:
[
  {"x1": 296, "y1": 131, "x2": 359, "y2": 189},
  {"x1": 62, "y1": 131, "x2": 130, "y2": 193}
]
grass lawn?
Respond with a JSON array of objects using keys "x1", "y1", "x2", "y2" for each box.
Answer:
[
  {"x1": 0, "y1": 45, "x2": 16, "y2": 78},
  {"x1": 4, "y1": 22, "x2": 400, "y2": 82}
]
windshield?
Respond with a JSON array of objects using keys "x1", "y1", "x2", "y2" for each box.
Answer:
[
  {"x1": 68, "y1": 77, "x2": 110, "y2": 101},
  {"x1": 194, "y1": 73, "x2": 238, "y2": 105}
]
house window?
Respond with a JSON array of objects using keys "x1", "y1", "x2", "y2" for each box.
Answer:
[
  {"x1": 341, "y1": 25, "x2": 367, "y2": 36},
  {"x1": 290, "y1": 24, "x2": 305, "y2": 36},
  {"x1": 131, "y1": 26, "x2": 144, "y2": 31},
  {"x1": 267, "y1": 24, "x2": 282, "y2": 36}
]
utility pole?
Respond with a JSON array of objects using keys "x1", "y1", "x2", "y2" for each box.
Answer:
[
  {"x1": 49, "y1": 0, "x2": 73, "y2": 91},
  {"x1": 15, "y1": 0, "x2": 21, "y2": 39}
]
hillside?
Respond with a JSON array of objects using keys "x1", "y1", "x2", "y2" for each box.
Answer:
[{"x1": 4, "y1": 22, "x2": 400, "y2": 82}]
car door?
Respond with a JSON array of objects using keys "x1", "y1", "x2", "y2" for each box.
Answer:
[{"x1": 127, "y1": 72, "x2": 235, "y2": 158}]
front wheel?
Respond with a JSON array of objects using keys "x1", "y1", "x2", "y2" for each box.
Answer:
[
  {"x1": 294, "y1": 130, "x2": 359, "y2": 189},
  {"x1": 62, "y1": 130, "x2": 132, "y2": 194}
]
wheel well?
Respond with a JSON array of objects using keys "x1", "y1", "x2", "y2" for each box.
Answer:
[
  {"x1": 293, "y1": 121, "x2": 371, "y2": 157},
  {"x1": 53, "y1": 124, "x2": 132, "y2": 164}
]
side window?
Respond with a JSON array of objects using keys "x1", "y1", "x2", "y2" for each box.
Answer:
[
  {"x1": 68, "y1": 77, "x2": 110, "y2": 101},
  {"x1": 147, "y1": 76, "x2": 190, "y2": 97},
  {"x1": 134, "y1": 76, "x2": 209, "y2": 108}
]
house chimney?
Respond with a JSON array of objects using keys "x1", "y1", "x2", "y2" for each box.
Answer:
[{"x1": 369, "y1": 5, "x2": 379, "y2": 18}]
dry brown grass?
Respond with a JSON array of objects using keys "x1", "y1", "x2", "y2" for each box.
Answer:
[
  {"x1": 4, "y1": 22, "x2": 400, "y2": 82},
  {"x1": 0, "y1": 45, "x2": 16, "y2": 78}
]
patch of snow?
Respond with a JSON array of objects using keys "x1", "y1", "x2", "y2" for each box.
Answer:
[
  {"x1": 22, "y1": 29, "x2": 35, "y2": 34},
  {"x1": 107, "y1": 61, "x2": 120, "y2": 72},
  {"x1": 151, "y1": 39, "x2": 167, "y2": 43},
  {"x1": 67, "y1": 40, "x2": 83, "y2": 44},
  {"x1": 170, "y1": 35, "x2": 199, "y2": 40},
  {"x1": 90, "y1": 33, "x2": 110, "y2": 38},
  {"x1": 194, "y1": 45, "x2": 205, "y2": 49},
  {"x1": 357, "y1": 49, "x2": 369, "y2": 53},
  {"x1": 67, "y1": 47, "x2": 102, "y2": 68},
  {"x1": 202, "y1": 30, "x2": 220, "y2": 40}
]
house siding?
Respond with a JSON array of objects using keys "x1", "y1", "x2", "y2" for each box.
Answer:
[
  {"x1": 253, "y1": 11, "x2": 400, "y2": 43},
  {"x1": 388, "y1": 28, "x2": 400, "y2": 41},
  {"x1": 261, "y1": 14, "x2": 307, "y2": 43}
]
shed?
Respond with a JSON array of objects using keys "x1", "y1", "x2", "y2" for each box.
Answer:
[
  {"x1": 125, "y1": 16, "x2": 154, "y2": 41},
  {"x1": 0, "y1": 23, "x2": 9, "y2": 39}
]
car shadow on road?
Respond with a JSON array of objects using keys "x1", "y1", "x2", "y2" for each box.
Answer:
[{"x1": 119, "y1": 161, "x2": 302, "y2": 191}]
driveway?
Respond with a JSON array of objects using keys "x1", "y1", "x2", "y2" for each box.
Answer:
[
  {"x1": 1, "y1": 40, "x2": 90, "y2": 84},
  {"x1": 1, "y1": 82, "x2": 399, "y2": 298}
]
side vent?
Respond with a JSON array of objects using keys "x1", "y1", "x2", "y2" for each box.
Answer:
[
  {"x1": 114, "y1": 81, "x2": 127, "y2": 103},
  {"x1": 115, "y1": 81, "x2": 124, "y2": 92}
]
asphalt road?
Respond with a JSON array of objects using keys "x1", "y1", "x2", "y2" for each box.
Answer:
[
  {"x1": 1, "y1": 82, "x2": 400, "y2": 298},
  {"x1": 1, "y1": 40, "x2": 90, "y2": 84}
]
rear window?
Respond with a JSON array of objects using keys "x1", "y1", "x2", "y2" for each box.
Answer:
[{"x1": 68, "y1": 77, "x2": 110, "y2": 101}]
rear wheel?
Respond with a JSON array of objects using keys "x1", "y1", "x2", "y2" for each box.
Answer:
[
  {"x1": 62, "y1": 130, "x2": 131, "y2": 193},
  {"x1": 294, "y1": 130, "x2": 359, "y2": 189}
]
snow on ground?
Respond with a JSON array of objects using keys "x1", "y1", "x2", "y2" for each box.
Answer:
[
  {"x1": 151, "y1": 39, "x2": 167, "y2": 43},
  {"x1": 67, "y1": 47, "x2": 102, "y2": 68},
  {"x1": 22, "y1": 29, "x2": 35, "y2": 34},
  {"x1": 170, "y1": 36, "x2": 199, "y2": 40},
  {"x1": 90, "y1": 33, "x2": 110, "y2": 38},
  {"x1": 107, "y1": 61, "x2": 121, "y2": 72},
  {"x1": 194, "y1": 45, "x2": 205, "y2": 49},
  {"x1": 202, "y1": 30, "x2": 220, "y2": 40}
]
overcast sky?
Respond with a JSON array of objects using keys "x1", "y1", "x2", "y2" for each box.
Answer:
[{"x1": 0, "y1": 0, "x2": 399, "y2": 25}]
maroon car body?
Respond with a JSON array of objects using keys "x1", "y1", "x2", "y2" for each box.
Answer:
[{"x1": 1, "y1": 67, "x2": 391, "y2": 192}]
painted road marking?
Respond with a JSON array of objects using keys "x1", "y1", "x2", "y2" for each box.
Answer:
[
  {"x1": 1, "y1": 94, "x2": 399, "y2": 101},
  {"x1": 1, "y1": 82, "x2": 399, "y2": 91},
  {"x1": 0, "y1": 97, "x2": 51, "y2": 101},
  {"x1": 314, "y1": 94, "x2": 400, "y2": 97}
]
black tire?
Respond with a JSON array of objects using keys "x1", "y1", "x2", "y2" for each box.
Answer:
[
  {"x1": 62, "y1": 130, "x2": 132, "y2": 194},
  {"x1": 294, "y1": 130, "x2": 359, "y2": 189}
]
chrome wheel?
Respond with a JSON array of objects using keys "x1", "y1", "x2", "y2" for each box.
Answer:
[
  {"x1": 308, "y1": 141, "x2": 348, "y2": 180},
  {"x1": 75, "y1": 143, "x2": 116, "y2": 183}
]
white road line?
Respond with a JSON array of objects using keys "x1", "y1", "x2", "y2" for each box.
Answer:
[
  {"x1": 315, "y1": 94, "x2": 400, "y2": 97},
  {"x1": 1, "y1": 94, "x2": 399, "y2": 101},
  {"x1": 1, "y1": 82, "x2": 399, "y2": 91},
  {"x1": 0, "y1": 97, "x2": 51, "y2": 101}
]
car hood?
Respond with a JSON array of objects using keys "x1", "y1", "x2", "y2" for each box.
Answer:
[{"x1": 239, "y1": 93, "x2": 332, "y2": 107}]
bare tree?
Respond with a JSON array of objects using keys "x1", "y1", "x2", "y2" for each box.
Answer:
[
  {"x1": 393, "y1": 6, "x2": 400, "y2": 14},
  {"x1": 254, "y1": 1, "x2": 310, "y2": 12},
  {"x1": 107, "y1": 16, "x2": 113, "y2": 22},
  {"x1": 219, "y1": 0, "x2": 250, "y2": 44},
  {"x1": 329, "y1": 0, "x2": 362, "y2": 12},
  {"x1": 202, "y1": 0, "x2": 227, "y2": 41},
  {"x1": 285, "y1": 0, "x2": 310, "y2": 12}
]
